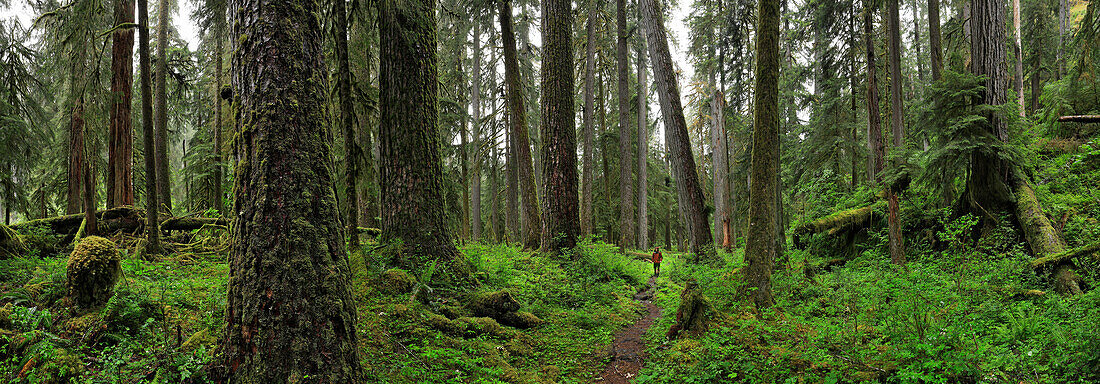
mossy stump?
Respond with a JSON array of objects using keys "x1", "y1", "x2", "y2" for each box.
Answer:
[
  {"x1": 66, "y1": 236, "x2": 121, "y2": 308},
  {"x1": 666, "y1": 279, "x2": 715, "y2": 339},
  {"x1": 378, "y1": 268, "x2": 416, "y2": 295}
]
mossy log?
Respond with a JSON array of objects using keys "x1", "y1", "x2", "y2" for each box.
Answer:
[
  {"x1": 355, "y1": 227, "x2": 381, "y2": 237},
  {"x1": 0, "y1": 224, "x2": 28, "y2": 259},
  {"x1": 468, "y1": 290, "x2": 522, "y2": 319},
  {"x1": 666, "y1": 279, "x2": 715, "y2": 339},
  {"x1": 1031, "y1": 242, "x2": 1100, "y2": 269},
  {"x1": 10, "y1": 207, "x2": 225, "y2": 237},
  {"x1": 1014, "y1": 174, "x2": 1083, "y2": 295},
  {"x1": 793, "y1": 201, "x2": 886, "y2": 249}
]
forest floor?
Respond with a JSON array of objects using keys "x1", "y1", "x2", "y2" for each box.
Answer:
[{"x1": 597, "y1": 275, "x2": 660, "y2": 383}]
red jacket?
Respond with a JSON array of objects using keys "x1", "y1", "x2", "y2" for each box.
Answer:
[{"x1": 652, "y1": 251, "x2": 662, "y2": 263}]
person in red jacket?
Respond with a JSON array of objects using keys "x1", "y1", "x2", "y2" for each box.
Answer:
[{"x1": 651, "y1": 247, "x2": 662, "y2": 276}]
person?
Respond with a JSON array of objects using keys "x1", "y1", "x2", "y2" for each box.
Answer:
[{"x1": 651, "y1": 247, "x2": 662, "y2": 276}]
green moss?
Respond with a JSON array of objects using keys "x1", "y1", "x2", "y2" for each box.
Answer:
[
  {"x1": 180, "y1": 328, "x2": 216, "y2": 353},
  {"x1": 66, "y1": 236, "x2": 121, "y2": 308},
  {"x1": 0, "y1": 303, "x2": 11, "y2": 329},
  {"x1": 499, "y1": 311, "x2": 542, "y2": 329},
  {"x1": 377, "y1": 268, "x2": 416, "y2": 295}
]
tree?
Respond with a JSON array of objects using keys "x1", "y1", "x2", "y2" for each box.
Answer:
[
  {"x1": 616, "y1": 0, "x2": 635, "y2": 249},
  {"x1": 928, "y1": 0, "x2": 943, "y2": 81},
  {"x1": 154, "y1": 0, "x2": 172, "y2": 213},
  {"x1": 378, "y1": 0, "x2": 474, "y2": 282},
  {"x1": 864, "y1": 5, "x2": 886, "y2": 182},
  {"x1": 968, "y1": 0, "x2": 1013, "y2": 212},
  {"x1": 107, "y1": 0, "x2": 135, "y2": 208},
  {"x1": 1014, "y1": 0, "x2": 1025, "y2": 118},
  {"x1": 219, "y1": 0, "x2": 362, "y2": 380},
  {"x1": 742, "y1": 0, "x2": 779, "y2": 310},
  {"x1": 334, "y1": 0, "x2": 359, "y2": 249},
  {"x1": 66, "y1": 45, "x2": 87, "y2": 215},
  {"x1": 581, "y1": 6, "x2": 597, "y2": 237},
  {"x1": 640, "y1": 0, "x2": 714, "y2": 260},
  {"x1": 471, "y1": 13, "x2": 483, "y2": 242},
  {"x1": 637, "y1": 41, "x2": 649, "y2": 250},
  {"x1": 500, "y1": 0, "x2": 541, "y2": 249},
  {"x1": 540, "y1": 0, "x2": 578, "y2": 253},
  {"x1": 137, "y1": 0, "x2": 162, "y2": 256},
  {"x1": 886, "y1": 0, "x2": 905, "y2": 264}
]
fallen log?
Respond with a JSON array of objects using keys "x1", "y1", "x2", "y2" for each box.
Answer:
[
  {"x1": 159, "y1": 217, "x2": 229, "y2": 231},
  {"x1": 1057, "y1": 115, "x2": 1100, "y2": 123},
  {"x1": 355, "y1": 227, "x2": 381, "y2": 237},
  {"x1": 1014, "y1": 172, "x2": 1083, "y2": 295},
  {"x1": 10, "y1": 207, "x2": 226, "y2": 238},
  {"x1": 1031, "y1": 241, "x2": 1100, "y2": 269},
  {"x1": 10, "y1": 206, "x2": 140, "y2": 234},
  {"x1": 793, "y1": 201, "x2": 885, "y2": 249}
]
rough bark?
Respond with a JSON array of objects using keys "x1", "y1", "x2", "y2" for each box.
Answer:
[
  {"x1": 539, "y1": 0, "x2": 579, "y2": 254},
  {"x1": 82, "y1": 157, "x2": 96, "y2": 237},
  {"x1": 1014, "y1": 0, "x2": 1025, "y2": 118},
  {"x1": 600, "y1": 70, "x2": 616, "y2": 241},
  {"x1": 927, "y1": 0, "x2": 943, "y2": 81},
  {"x1": 500, "y1": 0, "x2": 541, "y2": 249},
  {"x1": 967, "y1": 0, "x2": 1013, "y2": 213},
  {"x1": 887, "y1": 0, "x2": 906, "y2": 265},
  {"x1": 581, "y1": 10, "x2": 596, "y2": 237},
  {"x1": 742, "y1": 0, "x2": 779, "y2": 310},
  {"x1": 864, "y1": 5, "x2": 886, "y2": 181},
  {"x1": 506, "y1": 115, "x2": 519, "y2": 242},
  {"x1": 67, "y1": 95, "x2": 85, "y2": 215},
  {"x1": 108, "y1": 0, "x2": 135, "y2": 208},
  {"x1": 335, "y1": 0, "x2": 358, "y2": 249},
  {"x1": 213, "y1": 31, "x2": 224, "y2": 215},
  {"x1": 637, "y1": 42, "x2": 649, "y2": 250},
  {"x1": 710, "y1": 85, "x2": 728, "y2": 251},
  {"x1": 137, "y1": 0, "x2": 162, "y2": 255},
  {"x1": 617, "y1": 0, "x2": 635, "y2": 249},
  {"x1": 154, "y1": 0, "x2": 172, "y2": 214},
  {"x1": 640, "y1": 0, "x2": 714, "y2": 260},
  {"x1": 220, "y1": 0, "x2": 363, "y2": 381},
  {"x1": 471, "y1": 18, "x2": 483, "y2": 242}
]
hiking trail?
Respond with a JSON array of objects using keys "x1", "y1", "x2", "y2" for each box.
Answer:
[{"x1": 597, "y1": 274, "x2": 661, "y2": 383}]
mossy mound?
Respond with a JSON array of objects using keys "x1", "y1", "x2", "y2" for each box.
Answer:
[
  {"x1": 66, "y1": 236, "x2": 121, "y2": 308},
  {"x1": 468, "y1": 290, "x2": 521, "y2": 318},
  {"x1": 181, "y1": 328, "x2": 217, "y2": 353},
  {"x1": 377, "y1": 268, "x2": 416, "y2": 295},
  {"x1": 0, "y1": 303, "x2": 12, "y2": 329},
  {"x1": 426, "y1": 314, "x2": 512, "y2": 339},
  {"x1": 499, "y1": 311, "x2": 541, "y2": 329},
  {"x1": 666, "y1": 279, "x2": 717, "y2": 339}
]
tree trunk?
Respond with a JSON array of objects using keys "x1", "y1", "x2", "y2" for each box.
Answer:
[
  {"x1": 377, "y1": 0, "x2": 474, "y2": 283},
  {"x1": 927, "y1": 0, "x2": 943, "y2": 81},
  {"x1": 214, "y1": 30, "x2": 224, "y2": 215},
  {"x1": 600, "y1": 70, "x2": 616, "y2": 242},
  {"x1": 82, "y1": 155, "x2": 97, "y2": 237},
  {"x1": 67, "y1": 95, "x2": 85, "y2": 215},
  {"x1": 864, "y1": 5, "x2": 886, "y2": 182},
  {"x1": 1014, "y1": 0, "x2": 1025, "y2": 118},
  {"x1": 640, "y1": 0, "x2": 714, "y2": 261},
  {"x1": 1058, "y1": 0, "x2": 1066, "y2": 79},
  {"x1": 912, "y1": 0, "x2": 924, "y2": 83},
  {"x1": 637, "y1": 42, "x2": 649, "y2": 250},
  {"x1": 1015, "y1": 174, "x2": 1081, "y2": 295},
  {"x1": 471, "y1": 18, "x2": 483, "y2": 242},
  {"x1": 710, "y1": 83, "x2": 728, "y2": 251},
  {"x1": 968, "y1": 0, "x2": 1013, "y2": 213},
  {"x1": 154, "y1": 0, "x2": 172, "y2": 214},
  {"x1": 581, "y1": 10, "x2": 596, "y2": 237},
  {"x1": 506, "y1": 120, "x2": 519, "y2": 242},
  {"x1": 539, "y1": 0, "x2": 578, "y2": 254},
  {"x1": 137, "y1": 0, "x2": 162, "y2": 255},
  {"x1": 849, "y1": 6, "x2": 860, "y2": 188},
  {"x1": 220, "y1": 0, "x2": 363, "y2": 380},
  {"x1": 887, "y1": 0, "x2": 906, "y2": 265},
  {"x1": 616, "y1": 0, "x2": 635, "y2": 249},
  {"x1": 742, "y1": 0, "x2": 779, "y2": 311},
  {"x1": 108, "y1": 0, "x2": 135, "y2": 208},
  {"x1": 335, "y1": 0, "x2": 358, "y2": 249},
  {"x1": 500, "y1": 0, "x2": 541, "y2": 249}
]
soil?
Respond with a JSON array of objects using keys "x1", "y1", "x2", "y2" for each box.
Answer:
[{"x1": 597, "y1": 275, "x2": 661, "y2": 383}]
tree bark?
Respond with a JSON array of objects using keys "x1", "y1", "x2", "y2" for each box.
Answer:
[
  {"x1": 637, "y1": 42, "x2": 649, "y2": 250},
  {"x1": 154, "y1": 0, "x2": 172, "y2": 214},
  {"x1": 743, "y1": 0, "x2": 780, "y2": 310},
  {"x1": 335, "y1": 0, "x2": 358, "y2": 249},
  {"x1": 82, "y1": 156, "x2": 96, "y2": 237},
  {"x1": 927, "y1": 0, "x2": 943, "y2": 81},
  {"x1": 539, "y1": 0, "x2": 578, "y2": 253},
  {"x1": 500, "y1": 0, "x2": 542, "y2": 249},
  {"x1": 864, "y1": 5, "x2": 886, "y2": 182},
  {"x1": 220, "y1": 0, "x2": 363, "y2": 380},
  {"x1": 616, "y1": 0, "x2": 635, "y2": 249},
  {"x1": 968, "y1": 0, "x2": 1013, "y2": 213},
  {"x1": 640, "y1": 0, "x2": 713, "y2": 261},
  {"x1": 137, "y1": 0, "x2": 162, "y2": 255},
  {"x1": 67, "y1": 95, "x2": 85, "y2": 215},
  {"x1": 108, "y1": 0, "x2": 135, "y2": 208},
  {"x1": 710, "y1": 83, "x2": 728, "y2": 251},
  {"x1": 581, "y1": 9, "x2": 596, "y2": 237},
  {"x1": 471, "y1": 17, "x2": 483, "y2": 242},
  {"x1": 887, "y1": 0, "x2": 906, "y2": 265},
  {"x1": 213, "y1": 29, "x2": 224, "y2": 215},
  {"x1": 1014, "y1": 0, "x2": 1025, "y2": 118}
]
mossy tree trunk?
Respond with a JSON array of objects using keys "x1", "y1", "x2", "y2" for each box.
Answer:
[
  {"x1": 640, "y1": 0, "x2": 714, "y2": 261},
  {"x1": 500, "y1": 0, "x2": 541, "y2": 249},
  {"x1": 154, "y1": 0, "x2": 172, "y2": 214},
  {"x1": 966, "y1": 0, "x2": 1013, "y2": 214},
  {"x1": 581, "y1": 7, "x2": 596, "y2": 238},
  {"x1": 616, "y1": 0, "x2": 635, "y2": 249},
  {"x1": 108, "y1": 0, "x2": 135, "y2": 209},
  {"x1": 220, "y1": 0, "x2": 362, "y2": 381},
  {"x1": 927, "y1": 0, "x2": 942, "y2": 81},
  {"x1": 379, "y1": 0, "x2": 474, "y2": 284},
  {"x1": 637, "y1": 41, "x2": 649, "y2": 250},
  {"x1": 213, "y1": 28, "x2": 224, "y2": 215},
  {"x1": 137, "y1": 0, "x2": 162, "y2": 255},
  {"x1": 742, "y1": 0, "x2": 780, "y2": 310},
  {"x1": 539, "y1": 0, "x2": 579, "y2": 254},
  {"x1": 887, "y1": 0, "x2": 906, "y2": 265}
]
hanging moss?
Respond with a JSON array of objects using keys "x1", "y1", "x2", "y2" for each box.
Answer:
[{"x1": 66, "y1": 236, "x2": 121, "y2": 308}]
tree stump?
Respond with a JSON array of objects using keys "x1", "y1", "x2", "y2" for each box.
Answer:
[{"x1": 66, "y1": 236, "x2": 121, "y2": 308}]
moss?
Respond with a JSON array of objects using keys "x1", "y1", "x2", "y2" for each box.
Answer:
[
  {"x1": 467, "y1": 290, "x2": 521, "y2": 319},
  {"x1": 439, "y1": 305, "x2": 469, "y2": 319},
  {"x1": 499, "y1": 311, "x2": 542, "y2": 329},
  {"x1": 0, "y1": 303, "x2": 11, "y2": 329},
  {"x1": 0, "y1": 223, "x2": 28, "y2": 258},
  {"x1": 503, "y1": 336, "x2": 535, "y2": 356},
  {"x1": 425, "y1": 313, "x2": 461, "y2": 335},
  {"x1": 181, "y1": 328, "x2": 217, "y2": 353},
  {"x1": 66, "y1": 236, "x2": 121, "y2": 308},
  {"x1": 452, "y1": 316, "x2": 511, "y2": 338},
  {"x1": 60, "y1": 312, "x2": 100, "y2": 335},
  {"x1": 377, "y1": 268, "x2": 416, "y2": 295}
]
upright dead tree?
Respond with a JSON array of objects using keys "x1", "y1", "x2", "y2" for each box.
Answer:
[
  {"x1": 137, "y1": 0, "x2": 162, "y2": 255},
  {"x1": 500, "y1": 0, "x2": 541, "y2": 249},
  {"x1": 107, "y1": 0, "x2": 135, "y2": 208},
  {"x1": 220, "y1": 0, "x2": 363, "y2": 380}
]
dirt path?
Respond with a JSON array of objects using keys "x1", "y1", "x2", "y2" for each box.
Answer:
[{"x1": 597, "y1": 275, "x2": 661, "y2": 383}]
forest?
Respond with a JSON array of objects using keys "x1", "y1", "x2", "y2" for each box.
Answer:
[{"x1": 0, "y1": 0, "x2": 1098, "y2": 381}]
